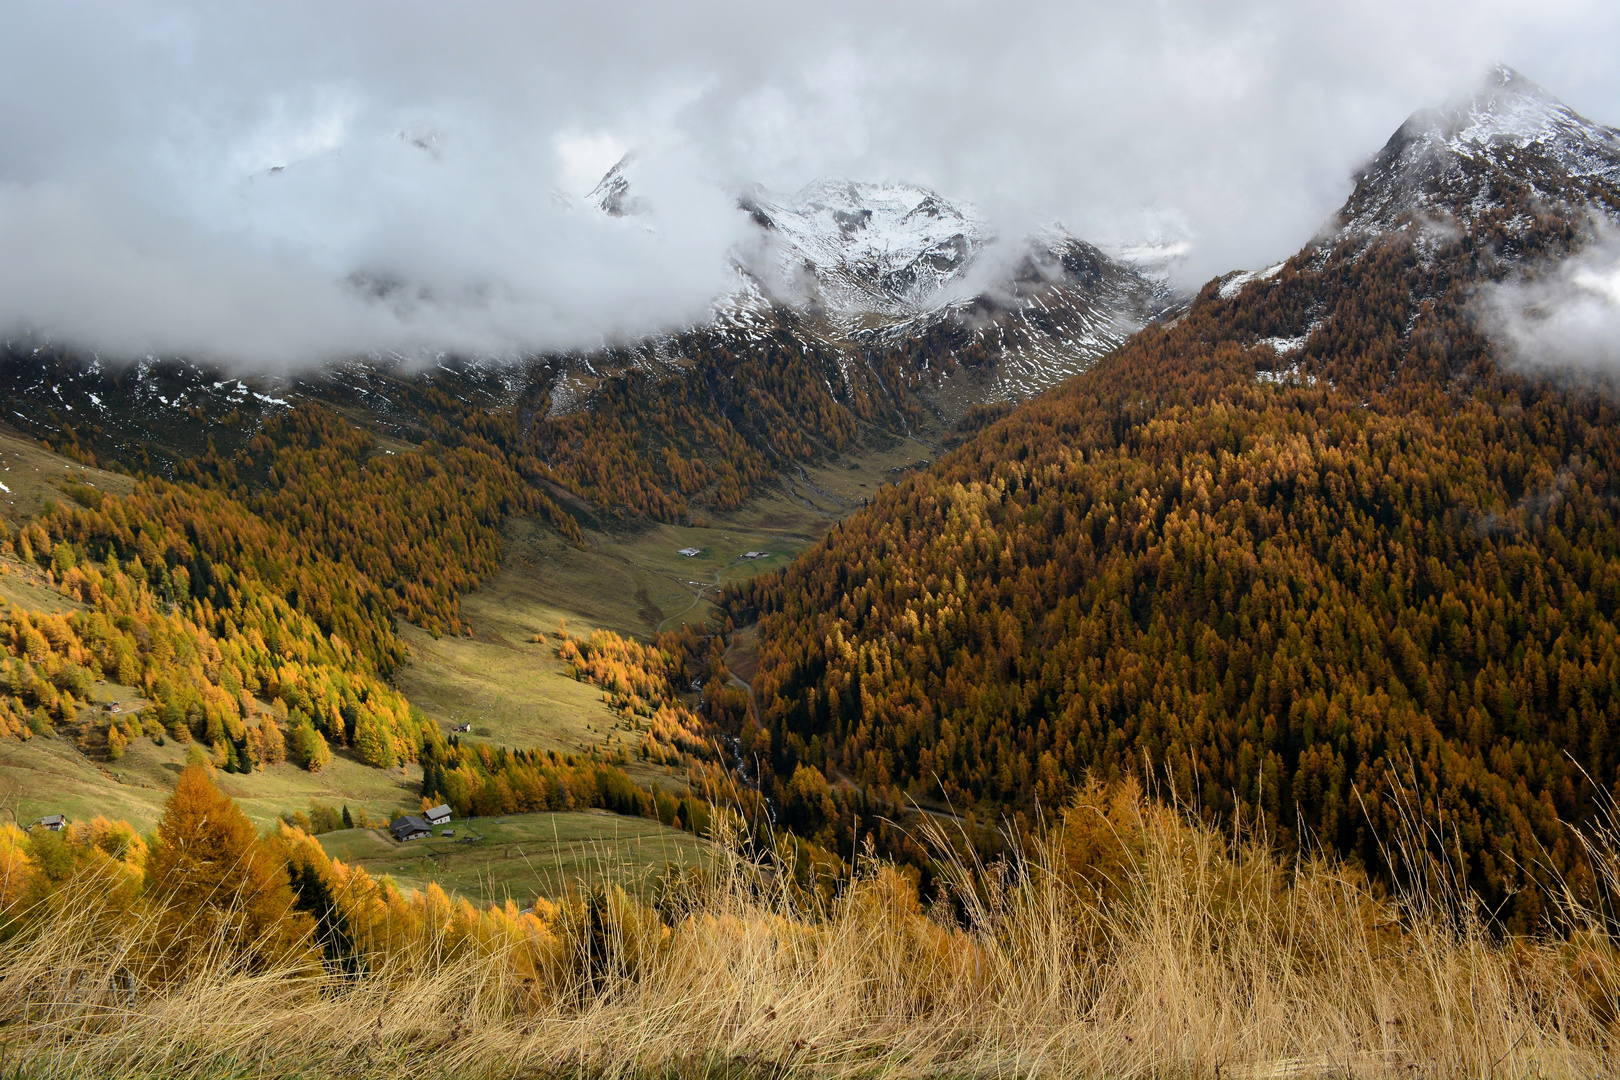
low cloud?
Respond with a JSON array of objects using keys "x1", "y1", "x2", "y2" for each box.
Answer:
[
  {"x1": 0, "y1": 146, "x2": 748, "y2": 368},
  {"x1": 1481, "y1": 227, "x2": 1620, "y2": 371},
  {"x1": 0, "y1": 2, "x2": 1616, "y2": 370}
]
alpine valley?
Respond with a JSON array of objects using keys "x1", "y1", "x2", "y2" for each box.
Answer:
[{"x1": 9, "y1": 60, "x2": 1620, "y2": 1078}]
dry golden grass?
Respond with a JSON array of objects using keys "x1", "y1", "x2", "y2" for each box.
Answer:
[{"x1": 4, "y1": 782, "x2": 1619, "y2": 1079}]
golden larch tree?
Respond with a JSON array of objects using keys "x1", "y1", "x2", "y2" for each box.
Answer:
[{"x1": 144, "y1": 764, "x2": 311, "y2": 979}]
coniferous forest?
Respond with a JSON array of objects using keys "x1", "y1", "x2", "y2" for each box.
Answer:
[{"x1": 727, "y1": 153, "x2": 1620, "y2": 927}]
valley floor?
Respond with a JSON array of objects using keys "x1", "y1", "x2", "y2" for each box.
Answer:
[
  {"x1": 390, "y1": 425, "x2": 939, "y2": 790},
  {"x1": 0, "y1": 420, "x2": 940, "y2": 897},
  {"x1": 316, "y1": 807, "x2": 708, "y2": 906}
]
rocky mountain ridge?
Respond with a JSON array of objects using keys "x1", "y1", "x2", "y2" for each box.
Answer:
[
  {"x1": 580, "y1": 158, "x2": 1182, "y2": 402},
  {"x1": 1336, "y1": 64, "x2": 1620, "y2": 242}
]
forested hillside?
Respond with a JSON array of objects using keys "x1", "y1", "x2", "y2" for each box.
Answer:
[
  {"x1": 4, "y1": 204, "x2": 1177, "y2": 534},
  {"x1": 515, "y1": 323, "x2": 869, "y2": 521},
  {"x1": 6, "y1": 65, "x2": 1620, "y2": 933},
  {"x1": 727, "y1": 79, "x2": 1620, "y2": 926}
]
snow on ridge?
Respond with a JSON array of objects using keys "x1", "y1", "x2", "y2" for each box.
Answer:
[
  {"x1": 571, "y1": 158, "x2": 1180, "y2": 397},
  {"x1": 1397, "y1": 64, "x2": 1620, "y2": 186},
  {"x1": 1447, "y1": 65, "x2": 1620, "y2": 171},
  {"x1": 1329, "y1": 66, "x2": 1620, "y2": 248},
  {"x1": 586, "y1": 155, "x2": 641, "y2": 218},
  {"x1": 743, "y1": 179, "x2": 992, "y2": 320},
  {"x1": 1218, "y1": 261, "x2": 1285, "y2": 300}
]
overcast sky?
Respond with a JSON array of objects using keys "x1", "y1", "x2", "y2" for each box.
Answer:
[{"x1": 1, "y1": 0, "x2": 1618, "y2": 369}]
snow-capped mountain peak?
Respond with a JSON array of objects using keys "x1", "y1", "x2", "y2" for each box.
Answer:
[
  {"x1": 739, "y1": 179, "x2": 992, "y2": 320},
  {"x1": 1411, "y1": 64, "x2": 1620, "y2": 180},
  {"x1": 1335, "y1": 64, "x2": 1620, "y2": 239},
  {"x1": 586, "y1": 154, "x2": 643, "y2": 217},
  {"x1": 574, "y1": 158, "x2": 1182, "y2": 401},
  {"x1": 583, "y1": 162, "x2": 991, "y2": 317}
]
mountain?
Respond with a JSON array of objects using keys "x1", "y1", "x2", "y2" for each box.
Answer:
[
  {"x1": 588, "y1": 162, "x2": 1180, "y2": 399},
  {"x1": 585, "y1": 154, "x2": 643, "y2": 218},
  {"x1": 0, "y1": 346, "x2": 528, "y2": 479},
  {"x1": 1, "y1": 163, "x2": 1178, "y2": 534},
  {"x1": 858, "y1": 226, "x2": 1181, "y2": 398},
  {"x1": 12, "y1": 63, "x2": 1620, "y2": 927},
  {"x1": 722, "y1": 67, "x2": 1620, "y2": 927},
  {"x1": 737, "y1": 179, "x2": 992, "y2": 320},
  {"x1": 1207, "y1": 65, "x2": 1620, "y2": 383},
  {"x1": 1337, "y1": 63, "x2": 1620, "y2": 241},
  {"x1": 509, "y1": 171, "x2": 1180, "y2": 526}
]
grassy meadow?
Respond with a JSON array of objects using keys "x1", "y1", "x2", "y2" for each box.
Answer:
[
  {"x1": 315, "y1": 809, "x2": 709, "y2": 906},
  {"x1": 0, "y1": 721, "x2": 425, "y2": 834},
  {"x1": 0, "y1": 431, "x2": 136, "y2": 533},
  {"x1": 388, "y1": 426, "x2": 937, "y2": 786}
]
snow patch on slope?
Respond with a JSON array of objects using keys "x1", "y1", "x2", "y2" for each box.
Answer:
[
  {"x1": 1259, "y1": 332, "x2": 1310, "y2": 354},
  {"x1": 1218, "y1": 261, "x2": 1285, "y2": 299}
]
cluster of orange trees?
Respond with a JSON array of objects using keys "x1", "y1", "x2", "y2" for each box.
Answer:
[
  {"x1": 0, "y1": 759, "x2": 936, "y2": 1027},
  {"x1": 555, "y1": 628, "x2": 714, "y2": 767},
  {"x1": 185, "y1": 402, "x2": 584, "y2": 639},
  {"x1": 418, "y1": 739, "x2": 660, "y2": 820},
  {"x1": 0, "y1": 765, "x2": 585, "y2": 981},
  {"x1": 727, "y1": 170, "x2": 1620, "y2": 926},
  {"x1": 0, "y1": 767, "x2": 306, "y2": 976},
  {"x1": 548, "y1": 621, "x2": 920, "y2": 877},
  {"x1": 1, "y1": 469, "x2": 443, "y2": 768}
]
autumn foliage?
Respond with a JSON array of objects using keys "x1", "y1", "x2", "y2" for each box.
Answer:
[
  {"x1": 515, "y1": 320, "x2": 916, "y2": 521},
  {"x1": 8, "y1": 778, "x2": 1620, "y2": 1078},
  {"x1": 727, "y1": 164, "x2": 1620, "y2": 926},
  {"x1": 144, "y1": 765, "x2": 310, "y2": 978},
  {"x1": 1, "y1": 504, "x2": 431, "y2": 769}
]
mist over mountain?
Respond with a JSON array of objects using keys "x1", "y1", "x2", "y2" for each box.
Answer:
[
  {"x1": 720, "y1": 63, "x2": 1620, "y2": 928},
  {"x1": 1, "y1": 2, "x2": 1618, "y2": 369},
  {"x1": 1377, "y1": 66, "x2": 1620, "y2": 374}
]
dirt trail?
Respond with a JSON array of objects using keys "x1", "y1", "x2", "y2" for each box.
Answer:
[{"x1": 656, "y1": 558, "x2": 735, "y2": 635}]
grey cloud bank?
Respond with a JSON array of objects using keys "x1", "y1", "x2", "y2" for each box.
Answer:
[
  {"x1": 1, "y1": 1, "x2": 1618, "y2": 369},
  {"x1": 1483, "y1": 225, "x2": 1620, "y2": 373}
]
